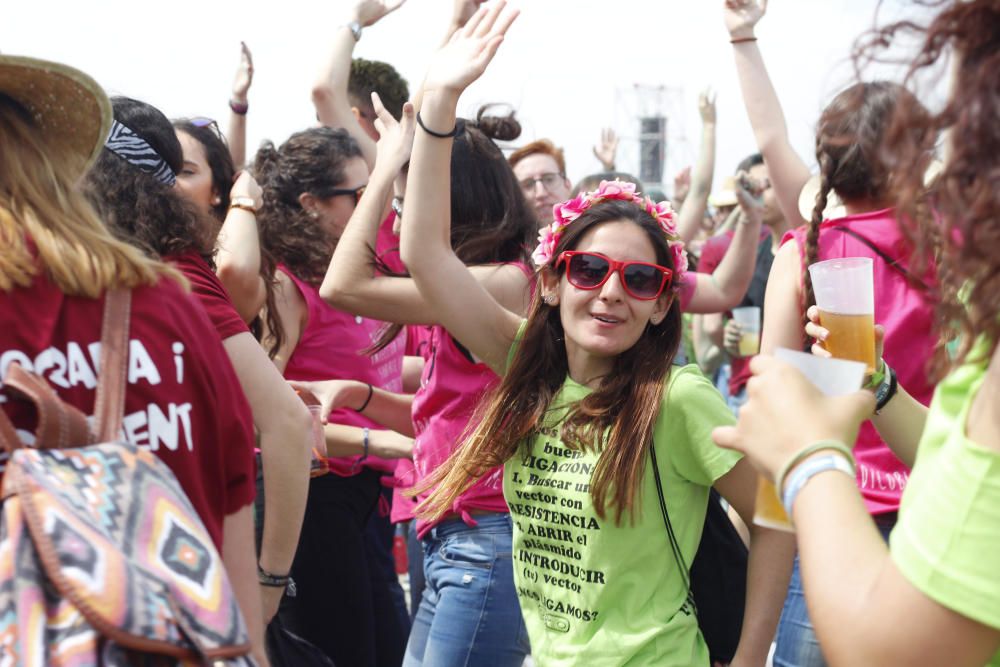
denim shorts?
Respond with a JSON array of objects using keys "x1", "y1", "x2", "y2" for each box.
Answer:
[{"x1": 403, "y1": 513, "x2": 529, "y2": 667}]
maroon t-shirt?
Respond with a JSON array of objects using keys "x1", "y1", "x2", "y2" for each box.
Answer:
[
  {"x1": 168, "y1": 251, "x2": 249, "y2": 340},
  {"x1": 0, "y1": 274, "x2": 256, "y2": 550}
]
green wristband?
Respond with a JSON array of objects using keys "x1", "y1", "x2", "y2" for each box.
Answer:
[
  {"x1": 864, "y1": 357, "x2": 887, "y2": 391},
  {"x1": 775, "y1": 439, "x2": 856, "y2": 497}
]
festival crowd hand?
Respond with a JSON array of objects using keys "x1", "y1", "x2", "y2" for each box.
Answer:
[
  {"x1": 351, "y1": 0, "x2": 407, "y2": 27},
  {"x1": 805, "y1": 304, "x2": 886, "y2": 384},
  {"x1": 723, "y1": 319, "x2": 743, "y2": 357},
  {"x1": 422, "y1": 0, "x2": 520, "y2": 95},
  {"x1": 288, "y1": 379, "x2": 368, "y2": 423},
  {"x1": 231, "y1": 42, "x2": 254, "y2": 104},
  {"x1": 712, "y1": 355, "x2": 875, "y2": 479},
  {"x1": 592, "y1": 127, "x2": 619, "y2": 171},
  {"x1": 699, "y1": 87, "x2": 717, "y2": 124},
  {"x1": 230, "y1": 170, "x2": 263, "y2": 211},
  {"x1": 723, "y1": 0, "x2": 767, "y2": 39},
  {"x1": 371, "y1": 92, "x2": 416, "y2": 174},
  {"x1": 451, "y1": 0, "x2": 488, "y2": 29},
  {"x1": 734, "y1": 172, "x2": 764, "y2": 226}
]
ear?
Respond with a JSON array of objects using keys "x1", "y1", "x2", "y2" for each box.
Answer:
[
  {"x1": 210, "y1": 185, "x2": 222, "y2": 207},
  {"x1": 650, "y1": 292, "x2": 675, "y2": 326},
  {"x1": 350, "y1": 106, "x2": 362, "y2": 121},
  {"x1": 298, "y1": 192, "x2": 317, "y2": 214},
  {"x1": 539, "y1": 266, "x2": 561, "y2": 305}
]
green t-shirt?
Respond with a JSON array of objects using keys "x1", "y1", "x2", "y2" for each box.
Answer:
[
  {"x1": 503, "y1": 364, "x2": 741, "y2": 666},
  {"x1": 891, "y1": 337, "x2": 1000, "y2": 666}
]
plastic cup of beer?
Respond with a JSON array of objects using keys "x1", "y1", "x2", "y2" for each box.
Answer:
[
  {"x1": 807, "y1": 257, "x2": 876, "y2": 373},
  {"x1": 751, "y1": 348, "x2": 867, "y2": 531},
  {"x1": 305, "y1": 404, "x2": 330, "y2": 477},
  {"x1": 731, "y1": 306, "x2": 761, "y2": 357}
]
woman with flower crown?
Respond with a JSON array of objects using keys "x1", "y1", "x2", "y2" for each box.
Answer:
[{"x1": 398, "y1": 4, "x2": 794, "y2": 666}]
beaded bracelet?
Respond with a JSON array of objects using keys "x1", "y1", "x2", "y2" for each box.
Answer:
[{"x1": 775, "y1": 439, "x2": 855, "y2": 497}]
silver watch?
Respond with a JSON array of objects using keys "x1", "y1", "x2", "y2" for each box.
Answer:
[{"x1": 346, "y1": 20, "x2": 362, "y2": 42}]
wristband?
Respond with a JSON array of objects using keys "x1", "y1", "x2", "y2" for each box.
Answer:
[
  {"x1": 730, "y1": 36, "x2": 757, "y2": 44},
  {"x1": 258, "y1": 564, "x2": 291, "y2": 587},
  {"x1": 345, "y1": 20, "x2": 362, "y2": 42},
  {"x1": 864, "y1": 357, "x2": 886, "y2": 390},
  {"x1": 229, "y1": 99, "x2": 249, "y2": 115},
  {"x1": 355, "y1": 383, "x2": 374, "y2": 413},
  {"x1": 775, "y1": 439, "x2": 855, "y2": 497},
  {"x1": 416, "y1": 111, "x2": 461, "y2": 139},
  {"x1": 874, "y1": 362, "x2": 898, "y2": 414},
  {"x1": 781, "y1": 452, "x2": 856, "y2": 520}
]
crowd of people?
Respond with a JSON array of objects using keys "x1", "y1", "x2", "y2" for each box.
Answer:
[{"x1": 0, "y1": 0, "x2": 997, "y2": 665}]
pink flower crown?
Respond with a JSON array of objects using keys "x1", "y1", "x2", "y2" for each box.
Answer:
[{"x1": 531, "y1": 179, "x2": 688, "y2": 277}]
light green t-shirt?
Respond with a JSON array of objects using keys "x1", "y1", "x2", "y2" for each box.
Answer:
[
  {"x1": 503, "y1": 364, "x2": 741, "y2": 666},
  {"x1": 891, "y1": 337, "x2": 1000, "y2": 666}
]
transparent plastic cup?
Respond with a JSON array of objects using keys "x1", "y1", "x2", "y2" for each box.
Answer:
[
  {"x1": 306, "y1": 404, "x2": 330, "y2": 477},
  {"x1": 752, "y1": 349, "x2": 867, "y2": 531},
  {"x1": 807, "y1": 257, "x2": 876, "y2": 373},
  {"x1": 731, "y1": 306, "x2": 761, "y2": 357}
]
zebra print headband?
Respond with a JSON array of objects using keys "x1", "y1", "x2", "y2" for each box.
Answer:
[{"x1": 104, "y1": 120, "x2": 176, "y2": 186}]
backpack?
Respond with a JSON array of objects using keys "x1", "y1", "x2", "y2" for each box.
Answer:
[
  {"x1": 0, "y1": 289, "x2": 255, "y2": 665},
  {"x1": 650, "y1": 444, "x2": 749, "y2": 665}
]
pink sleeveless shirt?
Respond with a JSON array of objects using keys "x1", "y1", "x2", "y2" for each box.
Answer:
[
  {"x1": 410, "y1": 324, "x2": 507, "y2": 536},
  {"x1": 784, "y1": 208, "x2": 937, "y2": 514},
  {"x1": 279, "y1": 266, "x2": 404, "y2": 476}
]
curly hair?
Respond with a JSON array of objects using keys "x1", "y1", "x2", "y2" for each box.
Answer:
[
  {"x1": 253, "y1": 126, "x2": 363, "y2": 356},
  {"x1": 854, "y1": 0, "x2": 1000, "y2": 374},
  {"x1": 348, "y1": 58, "x2": 409, "y2": 120},
  {"x1": 83, "y1": 97, "x2": 213, "y2": 261}
]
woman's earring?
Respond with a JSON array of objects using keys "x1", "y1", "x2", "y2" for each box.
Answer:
[
  {"x1": 543, "y1": 295, "x2": 556, "y2": 306},
  {"x1": 309, "y1": 210, "x2": 319, "y2": 220},
  {"x1": 650, "y1": 315, "x2": 663, "y2": 326},
  {"x1": 211, "y1": 195, "x2": 222, "y2": 206}
]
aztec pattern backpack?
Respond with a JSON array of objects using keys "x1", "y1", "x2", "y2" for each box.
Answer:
[{"x1": 0, "y1": 289, "x2": 255, "y2": 665}]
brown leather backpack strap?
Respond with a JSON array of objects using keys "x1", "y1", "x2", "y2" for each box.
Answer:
[
  {"x1": 2, "y1": 364, "x2": 92, "y2": 449},
  {"x1": 0, "y1": 403, "x2": 21, "y2": 453},
  {"x1": 93, "y1": 288, "x2": 131, "y2": 443}
]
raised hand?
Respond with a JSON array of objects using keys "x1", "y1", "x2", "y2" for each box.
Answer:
[
  {"x1": 592, "y1": 127, "x2": 619, "y2": 171},
  {"x1": 673, "y1": 166, "x2": 692, "y2": 203},
  {"x1": 699, "y1": 87, "x2": 717, "y2": 124},
  {"x1": 422, "y1": 0, "x2": 519, "y2": 95},
  {"x1": 371, "y1": 92, "x2": 416, "y2": 175},
  {"x1": 231, "y1": 42, "x2": 254, "y2": 103},
  {"x1": 352, "y1": 0, "x2": 407, "y2": 27},
  {"x1": 230, "y1": 170, "x2": 263, "y2": 211},
  {"x1": 724, "y1": 0, "x2": 767, "y2": 40},
  {"x1": 451, "y1": 0, "x2": 488, "y2": 29}
]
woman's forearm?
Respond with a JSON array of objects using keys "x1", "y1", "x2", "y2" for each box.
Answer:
[
  {"x1": 869, "y1": 384, "x2": 927, "y2": 468},
  {"x1": 215, "y1": 208, "x2": 266, "y2": 322},
  {"x1": 733, "y1": 524, "x2": 797, "y2": 664}
]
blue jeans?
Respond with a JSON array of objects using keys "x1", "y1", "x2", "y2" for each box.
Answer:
[
  {"x1": 773, "y1": 517, "x2": 895, "y2": 667},
  {"x1": 726, "y1": 385, "x2": 747, "y2": 416},
  {"x1": 403, "y1": 513, "x2": 529, "y2": 667}
]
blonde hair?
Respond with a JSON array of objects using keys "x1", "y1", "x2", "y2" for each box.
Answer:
[{"x1": 0, "y1": 97, "x2": 182, "y2": 296}]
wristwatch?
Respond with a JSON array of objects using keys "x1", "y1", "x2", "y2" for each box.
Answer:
[
  {"x1": 229, "y1": 196, "x2": 258, "y2": 214},
  {"x1": 346, "y1": 20, "x2": 362, "y2": 42}
]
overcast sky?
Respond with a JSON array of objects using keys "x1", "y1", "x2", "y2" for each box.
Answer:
[{"x1": 5, "y1": 1, "x2": 921, "y2": 197}]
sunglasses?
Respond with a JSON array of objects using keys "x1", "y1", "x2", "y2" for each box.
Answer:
[
  {"x1": 189, "y1": 117, "x2": 224, "y2": 141},
  {"x1": 557, "y1": 251, "x2": 673, "y2": 300},
  {"x1": 328, "y1": 184, "x2": 367, "y2": 206}
]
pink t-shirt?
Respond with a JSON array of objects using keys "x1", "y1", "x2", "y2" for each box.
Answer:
[
  {"x1": 410, "y1": 325, "x2": 507, "y2": 536},
  {"x1": 279, "y1": 266, "x2": 405, "y2": 476},
  {"x1": 784, "y1": 208, "x2": 937, "y2": 515}
]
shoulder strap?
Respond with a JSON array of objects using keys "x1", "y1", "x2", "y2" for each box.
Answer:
[
  {"x1": 830, "y1": 226, "x2": 914, "y2": 282},
  {"x1": 649, "y1": 443, "x2": 696, "y2": 611},
  {"x1": 92, "y1": 288, "x2": 131, "y2": 443}
]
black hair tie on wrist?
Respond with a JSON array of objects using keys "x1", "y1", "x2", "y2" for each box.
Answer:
[
  {"x1": 416, "y1": 111, "x2": 461, "y2": 139},
  {"x1": 356, "y1": 383, "x2": 374, "y2": 413}
]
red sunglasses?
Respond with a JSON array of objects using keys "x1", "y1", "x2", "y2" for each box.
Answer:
[{"x1": 557, "y1": 251, "x2": 673, "y2": 300}]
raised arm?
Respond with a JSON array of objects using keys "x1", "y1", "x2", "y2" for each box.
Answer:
[
  {"x1": 684, "y1": 184, "x2": 764, "y2": 313},
  {"x1": 227, "y1": 42, "x2": 253, "y2": 169},
  {"x1": 400, "y1": 2, "x2": 523, "y2": 375},
  {"x1": 215, "y1": 171, "x2": 267, "y2": 322},
  {"x1": 725, "y1": 0, "x2": 811, "y2": 229},
  {"x1": 319, "y1": 93, "x2": 530, "y2": 325},
  {"x1": 312, "y1": 0, "x2": 407, "y2": 169},
  {"x1": 675, "y1": 89, "x2": 717, "y2": 245}
]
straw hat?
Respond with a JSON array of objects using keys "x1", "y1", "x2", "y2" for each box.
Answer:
[
  {"x1": 0, "y1": 54, "x2": 111, "y2": 180},
  {"x1": 709, "y1": 175, "x2": 738, "y2": 208}
]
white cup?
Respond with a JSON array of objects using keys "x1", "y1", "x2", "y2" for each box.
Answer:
[
  {"x1": 732, "y1": 306, "x2": 761, "y2": 357},
  {"x1": 773, "y1": 348, "x2": 866, "y2": 396}
]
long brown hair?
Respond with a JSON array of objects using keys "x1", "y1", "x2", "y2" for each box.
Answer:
[
  {"x1": 415, "y1": 200, "x2": 683, "y2": 525},
  {"x1": 0, "y1": 94, "x2": 178, "y2": 296},
  {"x1": 802, "y1": 81, "x2": 929, "y2": 314},
  {"x1": 854, "y1": 0, "x2": 1000, "y2": 373}
]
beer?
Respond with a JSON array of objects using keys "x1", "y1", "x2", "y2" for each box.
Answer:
[
  {"x1": 738, "y1": 331, "x2": 760, "y2": 357},
  {"x1": 818, "y1": 310, "x2": 876, "y2": 374},
  {"x1": 753, "y1": 476, "x2": 793, "y2": 531}
]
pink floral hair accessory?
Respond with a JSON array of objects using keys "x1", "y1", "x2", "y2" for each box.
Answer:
[{"x1": 531, "y1": 179, "x2": 688, "y2": 276}]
